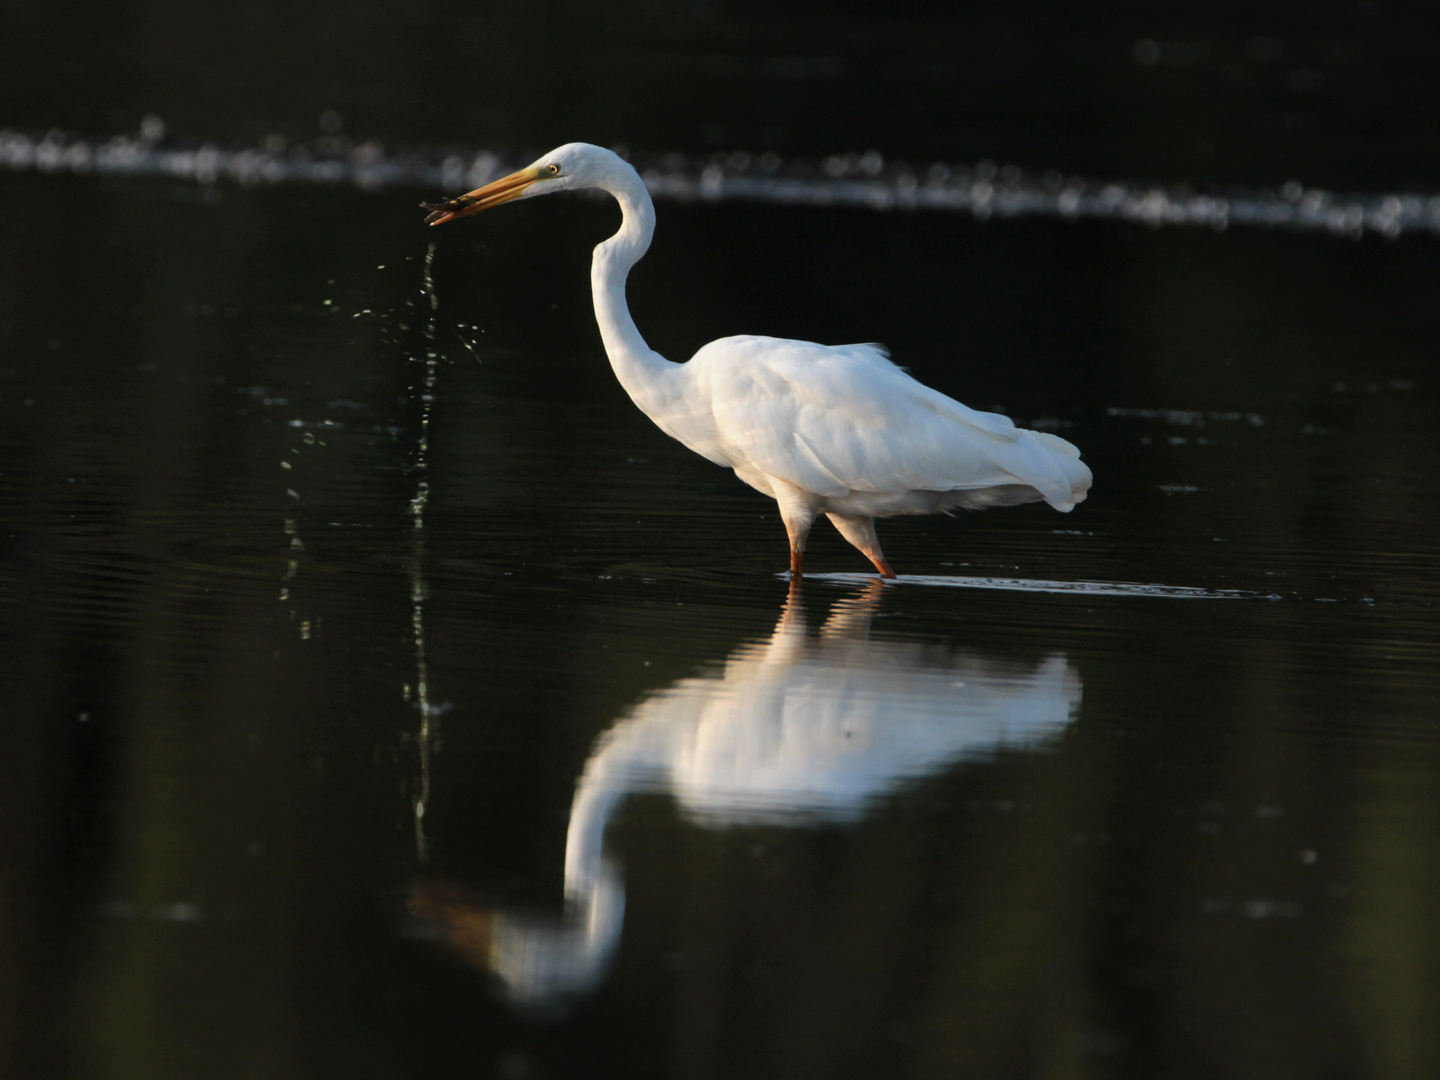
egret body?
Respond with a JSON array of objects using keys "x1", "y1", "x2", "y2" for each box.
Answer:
[{"x1": 423, "y1": 142, "x2": 1091, "y2": 580}]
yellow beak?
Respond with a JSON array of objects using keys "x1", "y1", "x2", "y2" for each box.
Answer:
[{"x1": 421, "y1": 167, "x2": 542, "y2": 225}]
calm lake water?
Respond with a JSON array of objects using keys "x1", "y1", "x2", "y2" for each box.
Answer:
[
  {"x1": 2, "y1": 162, "x2": 1437, "y2": 1079},
  {"x1": 4, "y1": 9, "x2": 1440, "y2": 1072}
]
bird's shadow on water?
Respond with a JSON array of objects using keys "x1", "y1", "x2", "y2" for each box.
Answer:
[{"x1": 406, "y1": 577, "x2": 1083, "y2": 1011}]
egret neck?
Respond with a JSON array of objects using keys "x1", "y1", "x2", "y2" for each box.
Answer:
[{"x1": 588, "y1": 167, "x2": 680, "y2": 415}]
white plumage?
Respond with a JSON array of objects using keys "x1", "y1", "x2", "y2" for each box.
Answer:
[{"x1": 424, "y1": 142, "x2": 1092, "y2": 579}]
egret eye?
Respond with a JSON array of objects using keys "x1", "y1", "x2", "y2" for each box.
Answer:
[{"x1": 547, "y1": 164, "x2": 561, "y2": 175}]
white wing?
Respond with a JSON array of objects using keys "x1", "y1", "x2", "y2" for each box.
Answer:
[{"x1": 681, "y1": 336, "x2": 1087, "y2": 510}]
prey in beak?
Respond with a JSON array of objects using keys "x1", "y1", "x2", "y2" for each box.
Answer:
[{"x1": 421, "y1": 166, "x2": 543, "y2": 225}]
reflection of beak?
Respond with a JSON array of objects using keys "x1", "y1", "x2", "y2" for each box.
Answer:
[
  {"x1": 408, "y1": 880, "x2": 496, "y2": 971},
  {"x1": 421, "y1": 167, "x2": 541, "y2": 225}
]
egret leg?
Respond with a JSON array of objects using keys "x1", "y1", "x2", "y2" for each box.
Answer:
[
  {"x1": 785, "y1": 523, "x2": 809, "y2": 584},
  {"x1": 774, "y1": 482, "x2": 819, "y2": 583},
  {"x1": 826, "y1": 513, "x2": 898, "y2": 580}
]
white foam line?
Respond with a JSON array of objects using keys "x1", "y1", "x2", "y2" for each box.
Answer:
[
  {"x1": 799, "y1": 572, "x2": 1270, "y2": 599},
  {"x1": 5, "y1": 127, "x2": 1440, "y2": 238}
]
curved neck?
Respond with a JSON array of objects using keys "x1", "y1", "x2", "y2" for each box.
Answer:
[{"x1": 591, "y1": 170, "x2": 678, "y2": 410}]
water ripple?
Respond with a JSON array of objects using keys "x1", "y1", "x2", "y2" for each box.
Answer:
[{"x1": 803, "y1": 572, "x2": 1277, "y2": 599}]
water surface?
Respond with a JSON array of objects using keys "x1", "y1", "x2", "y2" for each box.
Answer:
[{"x1": 1, "y1": 162, "x2": 1438, "y2": 1079}]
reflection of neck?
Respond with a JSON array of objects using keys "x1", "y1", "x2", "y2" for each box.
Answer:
[
  {"x1": 486, "y1": 726, "x2": 667, "y2": 1004},
  {"x1": 563, "y1": 765, "x2": 635, "y2": 901},
  {"x1": 484, "y1": 767, "x2": 630, "y2": 1004}
]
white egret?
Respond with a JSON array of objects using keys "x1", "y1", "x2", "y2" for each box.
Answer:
[{"x1": 423, "y1": 143, "x2": 1092, "y2": 580}]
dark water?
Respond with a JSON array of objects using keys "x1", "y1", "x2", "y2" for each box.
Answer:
[
  {"x1": 5, "y1": 7, "x2": 1440, "y2": 1079},
  {"x1": 3, "y1": 165, "x2": 1438, "y2": 1079}
]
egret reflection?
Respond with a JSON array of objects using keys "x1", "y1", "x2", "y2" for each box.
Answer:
[{"x1": 410, "y1": 583, "x2": 1081, "y2": 1006}]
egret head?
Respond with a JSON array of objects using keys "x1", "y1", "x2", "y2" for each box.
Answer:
[{"x1": 421, "y1": 142, "x2": 628, "y2": 225}]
